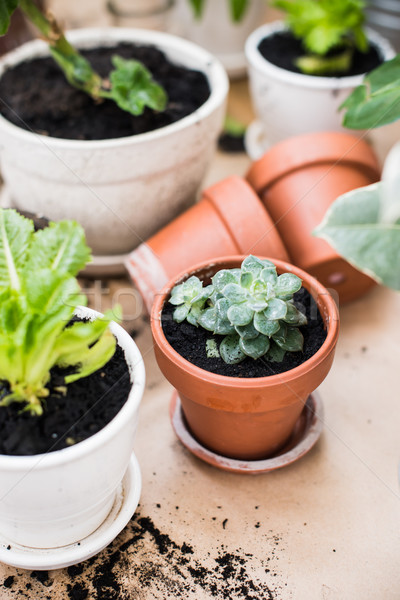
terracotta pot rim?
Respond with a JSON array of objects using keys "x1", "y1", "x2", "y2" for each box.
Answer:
[
  {"x1": 151, "y1": 255, "x2": 340, "y2": 388},
  {"x1": 244, "y1": 21, "x2": 395, "y2": 90},
  {"x1": 246, "y1": 130, "x2": 381, "y2": 194}
]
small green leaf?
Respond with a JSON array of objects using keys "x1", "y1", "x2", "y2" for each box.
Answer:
[
  {"x1": 108, "y1": 55, "x2": 167, "y2": 116},
  {"x1": 266, "y1": 341, "x2": 286, "y2": 363},
  {"x1": 283, "y1": 303, "x2": 308, "y2": 326},
  {"x1": 235, "y1": 322, "x2": 259, "y2": 340},
  {"x1": 264, "y1": 298, "x2": 288, "y2": 320},
  {"x1": 239, "y1": 335, "x2": 270, "y2": 360},
  {"x1": 206, "y1": 338, "x2": 220, "y2": 359},
  {"x1": 173, "y1": 305, "x2": 189, "y2": 323},
  {"x1": 219, "y1": 334, "x2": 246, "y2": 364},
  {"x1": 276, "y1": 273, "x2": 302, "y2": 297},
  {"x1": 254, "y1": 311, "x2": 280, "y2": 336},
  {"x1": 240, "y1": 271, "x2": 253, "y2": 289},
  {"x1": 197, "y1": 307, "x2": 216, "y2": 331},
  {"x1": 274, "y1": 326, "x2": 304, "y2": 352},
  {"x1": 0, "y1": 0, "x2": 19, "y2": 35},
  {"x1": 0, "y1": 209, "x2": 33, "y2": 292},
  {"x1": 227, "y1": 304, "x2": 254, "y2": 326},
  {"x1": 241, "y1": 255, "x2": 273, "y2": 278},
  {"x1": 229, "y1": 0, "x2": 249, "y2": 22},
  {"x1": 260, "y1": 266, "x2": 278, "y2": 285},
  {"x1": 221, "y1": 282, "x2": 247, "y2": 303},
  {"x1": 212, "y1": 269, "x2": 240, "y2": 291}
]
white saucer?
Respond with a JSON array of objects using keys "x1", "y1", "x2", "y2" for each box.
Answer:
[
  {"x1": 0, "y1": 453, "x2": 142, "y2": 571},
  {"x1": 244, "y1": 120, "x2": 271, "y2": 160}
]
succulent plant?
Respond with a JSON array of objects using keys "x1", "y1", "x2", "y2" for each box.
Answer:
[{"x1": 169, "y1": 256, "x2": 307, "y2": 364}]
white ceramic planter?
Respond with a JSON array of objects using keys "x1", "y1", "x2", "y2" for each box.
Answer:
[
  {"x1": 175, "y1": 0, "x2": 268, "y2": 78},
  {"x1": 244, "y1": 21, "x2": 395, "y2": 158},
  {"x1": 0, "y1": 28, "x2": 229, "y2": 259},
  {"x1": 106, "y1": 0, "x2": 176, "y2": 31},
  {"x1": 0, "y1": 306, "x2": 145, "y2": 551}
]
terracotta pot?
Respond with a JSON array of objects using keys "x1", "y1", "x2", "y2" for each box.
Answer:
[
  {"x1": 151, "y1": 255, "x2": 339, "y2": 461},
  {"x1": 246, "y1": 131, "x2": 381, "y2": 304},
  {"x1": 126, "y1": 176, "x2": 289, "y2": 313}
]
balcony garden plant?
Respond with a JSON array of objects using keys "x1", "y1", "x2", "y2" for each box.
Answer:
[
  {"x1": 151, "y1": 254, "x2": 339, "y2": 466},
  {"x1": 0, "y1": 208, "x2": 145, "y2": 569},
  {"x1": 0, "y1": 0, "x2": 228, "y2": 273},
  {"x1": 314, "y1": 53, "x2": 400, "y2": 291},
  {"x1": 244, "y1": 0, "x2": 394, "y2": 157}
]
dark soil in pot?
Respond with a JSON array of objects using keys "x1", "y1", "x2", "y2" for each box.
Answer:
[
  {"x1": 258, "y1": 31, "x2": 382, "y2": 77},
  {"x1": 0, "y1": 344, "x2": 131, "y2": 456},
  {"x1": 0, "y1": 43, "x2": 210, "y2": 140},
  {"x1": 162, "y1": 287, "x2": 327, "y2": 378}
]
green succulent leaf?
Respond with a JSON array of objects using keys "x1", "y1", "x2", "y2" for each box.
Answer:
[
  {"x1": 283, "y1": 303, "x2": 308, "y2": 326},
  {"x1": 206, "y1": 338, "x2": 220, "y2": 359},
  {"x1": 266, "y1": 341, "x2": 286, "y2": 363},
  {"x1": 197, "y1": 307, "x2": 216, "y2": 331},
  {"x1": 0, "y1": 0, "x2": 18, "y2": 35},
  {"x1": 222, "y1": 282, "x2": 247, "y2": 303},
  {"x1": 212, "y1": 269, "x2": 240, "y2": 291},
  {"x1": 242, "y1": 255, "x2": 275, "y2": 278},
  {"x1": 276, "y1": 273, "x2": 302, "y2": 297},
  {"x1": 239, "y1": 334, "x2": 270, "y2": 360},
  {"x1": 235, "y1": 321, "x2": 259, "y2": 340},
  {"x1": 227, "y1": 304, "x2": 254, "y2": 326},
  {"x1": 253, "y1": 311, "x2": 280, "y2": 336},
  {"x1": 341, "y1": 54, "x2": 400, "y2": 130},
  {"x1": 260, "y1": 266, "x2": 278, "y2": 285},
  {"x1": 240, "y1": 271, "x2": 253, "y2": 289},
  {"x1": 264, "y1": 298, "x2": 288, "y2": 320},
  {"x1": 275, "y1": 326, "x2": 304, "y2": 352},
  {"x1": 107, "y1": 55, "x2": 167, "y2": 116},
  {"x1": 173, "y1": 304, "x2": 190, "y2": 323},
  {"x1": 219, "y1": 334, "x2": 246, "y2": 364}
]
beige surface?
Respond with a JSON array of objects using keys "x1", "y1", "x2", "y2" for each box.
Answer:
[{"x1": 1, "y1": 2, "x2": 400, "y2": 599}]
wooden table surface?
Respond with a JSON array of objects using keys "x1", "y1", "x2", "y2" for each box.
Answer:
[{"x1": 0, "y1": 2, "x2": 399, "y2": 598}]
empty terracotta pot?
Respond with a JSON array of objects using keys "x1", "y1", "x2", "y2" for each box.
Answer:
[
  {"x1": 246, "y1": 131, "x2": 381, "y2": 304},
  {"x1": 126, "y1": 176, "x2": 289, "y2": 313},
  {"x1": 151, "y1": 255, "x2": 340, "y2": 461}
]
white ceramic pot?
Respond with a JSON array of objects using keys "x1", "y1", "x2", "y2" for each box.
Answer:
[
  {"x1": 106, "y1": 0, "x2": 176, "y2": 31},
  {"x1": 175, "y1": 0, "x2": 268, "y2": 78},
  {"x1": 0, "y1": 28, "x2": 229, "y2": 258},
  {"x1": 0, "y1": 306, "x2": 145, "y2": 550},
  {"x1": 244, "y1": 21, "x2": 395, "y2": 158}
]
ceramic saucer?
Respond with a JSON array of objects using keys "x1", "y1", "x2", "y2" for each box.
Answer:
[
  {"x1": 0, "y1": 453, "x2": 142, "y2": 571},
  {"x1": 170, "y1": 392, "x2": 324, "y2": 474}
]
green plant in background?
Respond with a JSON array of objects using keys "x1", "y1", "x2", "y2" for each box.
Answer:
[
  {"x1": 169, "y1": 255, "x2": 307, "y2": 364},
  {"x1": 272, "y1": 0, "x2": 368, "y2": 75},
  {"x1": 314, "y1": 59, "x2": 400, "y2": 291},
  {"x1": 340, "y1": 53, "x2": 400, "y2": 129},
  {"x1": 0, "y1": 0, "x2": 167, "y2": 116},
  {"x1": 0, "y1": 209, "x2": 118, "y2": 416},
  {"x1": 188, "y1": 0, "x2": 251, "y2": 22}
]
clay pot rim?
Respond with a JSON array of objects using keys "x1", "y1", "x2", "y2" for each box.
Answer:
[
  {"x1": 0, "y1": 27, "x2": 229, "y2": 149},
  {"x1": 151, "y1": 255, "x2": 340, "y2": 388},
  {"x1": 245, "y1": 20, "x2": 394, "y2": 90},
  {"x1": 246, "y1": 130, "x2": 381, "y2": 194}
]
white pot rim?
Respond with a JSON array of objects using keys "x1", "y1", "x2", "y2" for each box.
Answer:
[
  {"x1": 0, "y1": 26, "x2": 229, "y2": 148},
  {"x1": 0, "y1": 305, "x2": 146, "y2": 469},
  {"x1": 245, "y1": 20, "x2": 395, "y2": 90}
]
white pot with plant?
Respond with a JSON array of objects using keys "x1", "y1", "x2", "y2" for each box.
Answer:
[
  {"x1": 315, "y1": 53, "x2": 400, "y2": 291},
  {"x1": 0, "y1": 209, "x2": 145, "y2": 570},
  {"x1": 0, "y1": 1, "x2": 229, "y2": 274},
  {"x1": 175, "y1": 0, "x2": 268, "y2": 78},
  {"x1": 244, "y1": 0, "x2": 394, "y2": 158}
]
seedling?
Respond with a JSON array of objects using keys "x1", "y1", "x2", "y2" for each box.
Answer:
[
  {"x1": 169, "y1": 255, "x2": 307, "y2": 364},
  {"x1": 0, "y1": 0, "x2": 167, "y2": 116},
  {"x1": 272, "y1": 0, "x2": 368, "y2": 75},
  {"x1": 0, "y1": 209, "x2": 118, "y2": 416}
]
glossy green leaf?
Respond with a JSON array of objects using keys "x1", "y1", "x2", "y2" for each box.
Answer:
[
  {"x1": 276, "y1": 273, "x2": 302, "y2": 297},
  {"x1": 274, "y1": 327, "x2": 304, "y2": 352},
  {"x1": 0, "y1": 209, "x2": 33, "y2": 291},
  {"x1": 197, "y1": 307, "x2": 216, "y2": 331},
  {"x1": 266, "y1": 341, "x2": 286, "y2": 363},
  {"x1": 283, "y1": 302, "x2": 308, "y2": 326},
  {"x1": 212, "y1": 269, "x2": 240, "y2": 291},
  {"x1": 222, "y1": 282, "x2": 247, "y2": 303},
  {"x1": 253, "y1": 312, "x2": 280, "y2": 336},
  {"x1": 235, "y1": 322, "x2": 259, "y2": 340},
  {"x1": 341, "y1": 54, "x2": 400, "y2": 129},
  {"x1": 264, "y1": 298, "x2": 288, "y2": 320},
  {"x1": 239, "y1": 334, "x2": 270, "y2": 360},
  {"x1": 227, "y1": 304, "x2": 254, "y2": 326},
  {"x1": 219, "y1": 334, "x2": 246, "y2": 364},
  {"x1": 173, "y1": 304, "x2": 190, "y2": 323},
  {"x1": 108, "y1": 55, "x2": 167, "y2": 116},
  {"x1": 0, "y1": 0, "x2": 18, "y2": 35},
  {"x1": 314, "y1": 181, "x2": 400, "y2": 290}
]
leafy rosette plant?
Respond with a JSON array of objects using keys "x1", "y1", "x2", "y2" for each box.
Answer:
[
  {"x1": 272, "y1": 0, "x2": 368, "y2": 75},
  {"x1": 169, "y1": 255, "x2": 307, "y2": 364},
  {"x1": 0, "y1": 0, "x2": 167, "y2": 116},
  {"x1": 0, "y1": 209, "x2": 117, "y2": 416}
]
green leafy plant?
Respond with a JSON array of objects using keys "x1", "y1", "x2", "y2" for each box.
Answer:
[
  {"x1": 314, "y1": 56, "x2": 400, "y2": 291},
  {"x1": 340, "y1": 53, "x2": 400, "y2": 129},
  {"x1": 0, "y1": 0, "x2": 167, "y2": 116},
  {"x1": 0, "y1": 209, "x2": 118, "y2": 416},
  {"x1": 272, "y1": 0, "x2": 368, "y2": 75},
  {"x1": 169, "y1": 255, "x2": 307, "y2": 364},
  {"x1": 188, "y1": 0, "x2": 251, "y2": 22}
]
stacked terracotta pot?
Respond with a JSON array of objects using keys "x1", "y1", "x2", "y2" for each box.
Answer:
[{"x1": 126, "y1": 130, "x2": 381, "y2": 311}]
